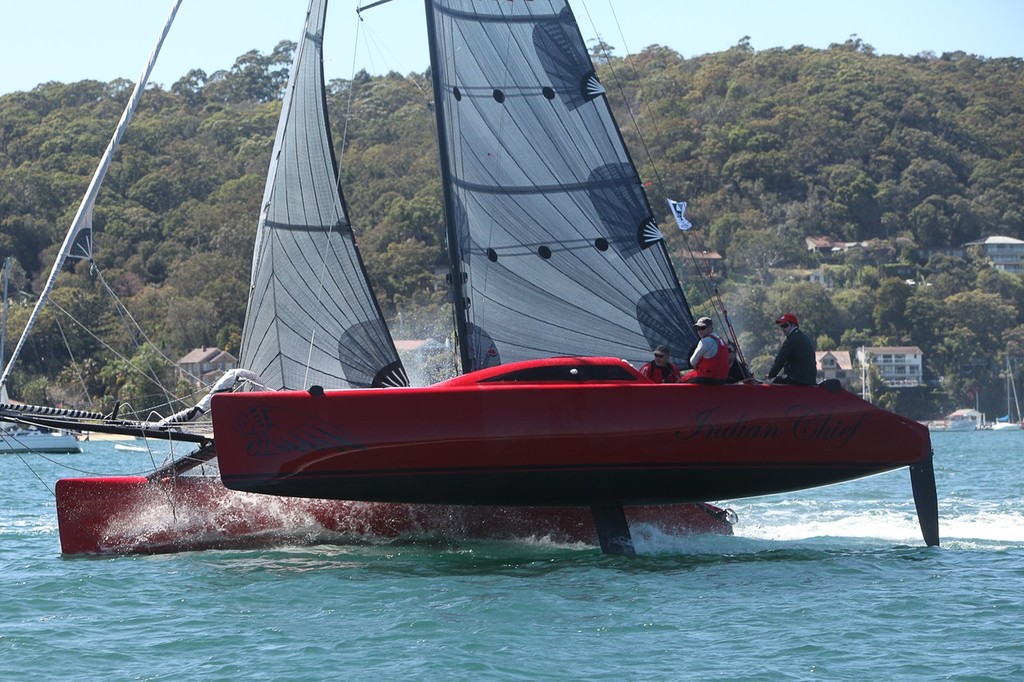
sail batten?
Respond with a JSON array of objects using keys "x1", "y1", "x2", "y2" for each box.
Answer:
[
  {"x1": 240, "y1": 0, "x2": 405, "y2": 391},
  {"x1": 427, "y1": 0, "x2": 697, "y2": 372},
  {"x1": 449, "y1": 176, "x2": 633, "y2": 195},
  {"x1": 436, "y1": 6, "x2": 564, "y2": 23}
]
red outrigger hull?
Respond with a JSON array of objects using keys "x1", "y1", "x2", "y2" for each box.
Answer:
[
  {"x1": 54, "y1": 475, "x2": 732, "y2": 555},
  {"x1": 212, "y1": 358, "x2": 932, "y2": 506}
]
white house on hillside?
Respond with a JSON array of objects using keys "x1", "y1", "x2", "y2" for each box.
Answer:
[
  {"x1": 856, "y1": 346, "x2": 923, "y2": 388},
  {"x1": 964, "y1": 236, "x2": 1024, "y2": 274},
  {"x1": 177, "y1": 347, "x2": 237, "y2": 386},
  {"x1": 816, "y1": 350, "x2": 852, "y2": 390}
]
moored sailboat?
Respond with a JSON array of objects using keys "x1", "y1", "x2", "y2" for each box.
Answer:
[
  {"x1": 0, "y1": 216, "x2": 82, "y2": 459},
  {"x1": 991, "y1": 356, "x2": 1022, "y2": 431},
  {"x1": 40, "y1": 0, "x2": 734, "y2": 554},
  {"x1": 0, "y1": 422, "x2": 81, "y2": 455}
]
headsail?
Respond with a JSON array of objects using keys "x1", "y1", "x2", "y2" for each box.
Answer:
[
  {"x1": 425, "y1": 0, "x2": 698, "y2": 373},
  {"x1": 240, "y1": 0, "x2": 407, "y2": 390}
]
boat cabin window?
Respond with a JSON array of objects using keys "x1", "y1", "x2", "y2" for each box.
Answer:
[{"x1": 478, "y1": 365, "x2": 639, "y2": 383}]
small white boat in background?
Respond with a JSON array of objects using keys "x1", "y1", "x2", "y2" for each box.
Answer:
[
  {"x1": 0, "y1": 374, "x2": 80, "y2": 454},
  {"x1": 113, "y1": 443, "x2": 149, "y2": 452},
  {"x1": 0, "y1": 425, "x2": 81, "y2": 454},
  {"x1": 928, "y1": 409, "x2": 981, "y2": 432}
]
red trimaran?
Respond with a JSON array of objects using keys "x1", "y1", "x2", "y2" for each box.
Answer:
[
  {"x1": 21, "y1": 0, "x2": 734, "y2": 555},
  {"x1": 211, "y1": 0, "x2": 936, "y2": 554},
  {"x1": 12, "y1": 0, "x2": 935, "y2": 555}
]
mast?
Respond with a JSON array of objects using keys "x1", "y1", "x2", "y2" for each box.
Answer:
[
  {"x1": 424, "y1": 0, "x2": 473, "y2": 373},
  {"x1": 1006, "y1": 355, "x2": 1012, "y2": 420},
  {"x1": 0, "y1": 0, "x2": 183, "y2": 392},
  {"x1": 1009, "y1": 355, "x2": 1021, "y2": 423}
]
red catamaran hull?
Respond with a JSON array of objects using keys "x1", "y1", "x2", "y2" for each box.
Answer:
[
  {"x1": 212, "y1": 357, "x2": 933, "y2": 505},
  {"x1": 54, "y1": 475, "x2": 733, "y2": 555}
]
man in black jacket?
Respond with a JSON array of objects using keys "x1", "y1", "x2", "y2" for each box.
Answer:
[{"x1": 768, "y1": 313, "x2": 816, "y2": 385}]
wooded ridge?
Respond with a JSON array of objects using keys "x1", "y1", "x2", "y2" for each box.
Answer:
[{"x1": 1, "y1": 38, "x2": 1022, "y2": 420}]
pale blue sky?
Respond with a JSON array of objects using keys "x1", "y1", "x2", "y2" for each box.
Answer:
[{"x1": 1, "y1": 0, "x2": 1021, "y2": 96}]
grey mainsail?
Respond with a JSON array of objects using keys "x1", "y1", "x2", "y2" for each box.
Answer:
[
  {"x1": 425, "y1": 0, "x2": 698, "y2": 373},
  {"x1": 240, "y1": 0, "x2": 407, "y2": 390}
]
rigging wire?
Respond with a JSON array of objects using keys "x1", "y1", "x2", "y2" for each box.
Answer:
[
  {"x1": 11, "y1": 453, "x2": 55, "y2": 497},
  {"x1": 354, "y1": 0, "x2": 459, "y2": 380},
  {"x1": 354, "y1": 2, "x2": 432, "y2": 100},
  {"x1": 51, "y1": 314, "x2": 93, "y2": 409},
  {"x1": 0, "y1": 0, "x2": 183, "y2": 393},
  {"x1": 579, "y1": 0, "x2": 750, "y2": 371},
  {"x1": 91, "y1": 263, "x2": 205, "y2": 389},
  {"x1": 12, "y1": 446, "x2": 174, "y2": 478},
  {"x1": 7, "y1": 284, "x2": 207, "y2": 421},
  {"x1": 580, "y1": 2, "x2": 713, "y2": 286},
  {"x1": 341, "y1": 5, "x2": 365, "y2": 163},
  {"x1": 43, "y1": 285, "x2": 206, "y2": 417}
]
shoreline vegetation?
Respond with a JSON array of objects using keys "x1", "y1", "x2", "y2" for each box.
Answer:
[{"x1": 2, "y1": 40, "x2": 1022, "y2": 421}]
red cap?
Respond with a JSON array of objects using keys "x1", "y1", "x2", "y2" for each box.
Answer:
[{"x1": 775, "y1": 313, "x2": 799, "y2": 326}]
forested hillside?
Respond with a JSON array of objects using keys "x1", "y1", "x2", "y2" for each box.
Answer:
[{"x1": 1, "y1": 38, "x2": 1023, "y2": 419}]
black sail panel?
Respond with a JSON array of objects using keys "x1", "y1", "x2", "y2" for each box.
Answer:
[
  {"x1": 427, "y1": 0, "x2": 697, "y2": 372},
  {"x1": 534, "y1": 6, "x2": 604, "y2": 111},
  {"x1": 240, "y1": 0, "x2": 406, "y2": 390}
]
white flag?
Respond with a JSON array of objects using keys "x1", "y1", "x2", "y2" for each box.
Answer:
[{"x1": 667, "y1": 198, "x2": 692, "y2": 230}]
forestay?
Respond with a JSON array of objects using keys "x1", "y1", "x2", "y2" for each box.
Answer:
[
  {"x1": 426, "y1": 0, "x2": 698, "y2": 373},
  {"x1": 240, "y1": 0, "x2": 407, "y2": 390}
]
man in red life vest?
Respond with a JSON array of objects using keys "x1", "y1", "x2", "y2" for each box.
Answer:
[
  {"x1": 640, "y1": 344, "x2": 680, "y2": 383},
  {"x1": 681, "y1": 316, "x2": 730, "y2": 384}
]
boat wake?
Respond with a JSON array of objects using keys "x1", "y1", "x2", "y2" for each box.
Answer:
[
  {"x1": 937, "y1": 510, "x2": 1024, "y2": 546},
  {"x1": 725, "y1": 505, "x2": 1022, "y2": 551}
]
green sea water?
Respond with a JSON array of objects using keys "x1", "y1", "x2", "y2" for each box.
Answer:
[{"x1": 3, "y1": 432, "x2": 1022, "y2": 681}]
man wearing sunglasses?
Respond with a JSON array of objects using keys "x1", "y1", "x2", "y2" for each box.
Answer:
[
  {"x1": 767, "y1": 313, "x2": 816, "y2": 386},
  {"x1": 640, "y1": 344, "x2": 680, "y2": 383},
  {"x1": 680, "y1": 316, "x2": 730, "y2": 384}
]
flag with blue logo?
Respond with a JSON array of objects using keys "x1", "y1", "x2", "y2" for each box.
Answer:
[{"x1": 667, "y1": 198, "x2": 692, "y2": 230}]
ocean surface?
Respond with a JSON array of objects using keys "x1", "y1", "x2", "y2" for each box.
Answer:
[{"x1": 3, "y1": 431, "x2": 1022, "y2": 681}]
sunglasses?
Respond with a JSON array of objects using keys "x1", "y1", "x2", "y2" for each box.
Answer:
[
  {"x1": 654, "y1": 353, "x2": 665, "y2": 358},
  {"x1": 780, "y1": 323, "x2": 791, "y2": 329}
]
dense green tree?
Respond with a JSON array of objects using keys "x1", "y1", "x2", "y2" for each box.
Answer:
[
  {"x1": 872, "y1": 278, "x2": 913, "y2": 340},
  {"x1": 921, "y1": 254, "x2": 975, "y2": 297},
  {"x1": 831, "y1": 287, "x2": 874, "y2": 331},
  {"x1": 727, "y1": 228, "x2": 793, "y2": 283},
  {"x1": 3, "y1": 40, "x2": 1024, "y2": 421},
  {"x1": 904, "y1": 292, "x2": 944, "y2": 354}
]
